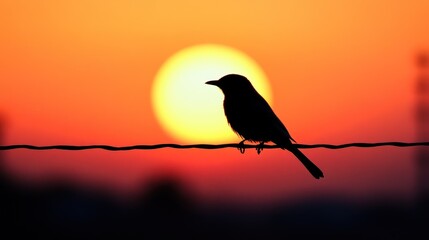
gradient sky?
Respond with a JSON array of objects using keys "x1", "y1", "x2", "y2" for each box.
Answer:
[{"x1": 1, "y1": 0, "x2": 428, "y2": 205}]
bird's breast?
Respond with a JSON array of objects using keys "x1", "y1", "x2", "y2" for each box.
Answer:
[{"x1": 223, "y1": 96, "x2": 270, "y2": 142}]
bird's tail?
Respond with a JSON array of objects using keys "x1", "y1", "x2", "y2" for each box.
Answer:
[{"x1": 288, "y1": 146, "x2": 324, "y2": 179}]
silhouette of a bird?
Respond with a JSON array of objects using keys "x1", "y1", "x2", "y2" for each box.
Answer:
[{"x1": 206, "y1": 74, "x2": 324, "y2": 179}]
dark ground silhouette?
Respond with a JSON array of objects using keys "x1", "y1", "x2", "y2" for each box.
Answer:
[{"x1": 0, "y1": 171, "x2": 428, "y2": 239}]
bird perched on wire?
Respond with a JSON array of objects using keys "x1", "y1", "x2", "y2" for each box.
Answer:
[{"x1": 206, "y1": 74, "x2": 324, "y2": 179}]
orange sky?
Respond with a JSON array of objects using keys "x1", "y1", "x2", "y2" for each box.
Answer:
[{"x1": 1, "y1": 0, "x2": 428, "y2": 205}]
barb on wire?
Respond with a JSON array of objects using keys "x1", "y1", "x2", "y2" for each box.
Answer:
[{"x1": 0, "y1": 142, "x2": 428, "y2": 151}]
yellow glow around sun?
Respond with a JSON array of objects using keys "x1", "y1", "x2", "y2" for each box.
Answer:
[{"x1": 152, "y1": 44, "x2": 272, "y2": 143}]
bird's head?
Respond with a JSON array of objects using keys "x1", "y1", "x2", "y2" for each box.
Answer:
[{"x1": 205, "y1": 74, "x2": 255, "y2": 95}]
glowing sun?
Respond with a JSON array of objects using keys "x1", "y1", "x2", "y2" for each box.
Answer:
[{"x1": 151, "y1": 44, "x2": 272, "y2": 143}]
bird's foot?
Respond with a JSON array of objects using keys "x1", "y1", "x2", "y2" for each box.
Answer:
[
  {"x1": 256, "y1": 142, "x2": 265, "y2": 155},
  {"x1": 237, "y1": 140, "x2": 246, "y2": 154}
]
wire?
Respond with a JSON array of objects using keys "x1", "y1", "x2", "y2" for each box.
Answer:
[{"x1": 0, "y1": 142, "x2": 428, "y2": 151}]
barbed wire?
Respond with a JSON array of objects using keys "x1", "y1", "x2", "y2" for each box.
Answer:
[{"x1": 0, "y1": 142, "x2": 428, "y2": 151}]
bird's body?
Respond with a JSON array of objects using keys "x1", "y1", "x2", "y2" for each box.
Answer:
[
  {"x1": 223, "y1": 85, "x2": 293, "y2": 144},
  {"x1": 206, "y1": 74, "x2": 324, "y2": 179}
]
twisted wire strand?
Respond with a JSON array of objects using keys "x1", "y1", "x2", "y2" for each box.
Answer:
[{"x1": 0, "y1": 142, "x2": 428, "y2": 151}]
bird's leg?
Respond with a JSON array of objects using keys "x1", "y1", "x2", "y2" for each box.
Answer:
[
  {"x1": 256, "y1": 142, "x2": 265, "y2": 155},
  {"x1": 238, "y1": 139, "x2": 247, "y2": 154}
]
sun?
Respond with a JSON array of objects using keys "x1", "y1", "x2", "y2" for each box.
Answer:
[{"x1": 151, "y1": 44, "x2": 272, "y2": 143}]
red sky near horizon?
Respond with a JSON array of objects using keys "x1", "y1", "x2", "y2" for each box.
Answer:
[{"x1": 1, "y1": 0, "x2": 429, "y2": 205}]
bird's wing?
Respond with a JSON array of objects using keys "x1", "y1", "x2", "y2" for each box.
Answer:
[{"x1": 249, "y1": 93, "x2": 295, "y2": 144}]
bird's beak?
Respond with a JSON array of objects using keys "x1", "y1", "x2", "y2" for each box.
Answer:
[{"x1": 205, "y1": 80, "x2": 219, "y2": 86}]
